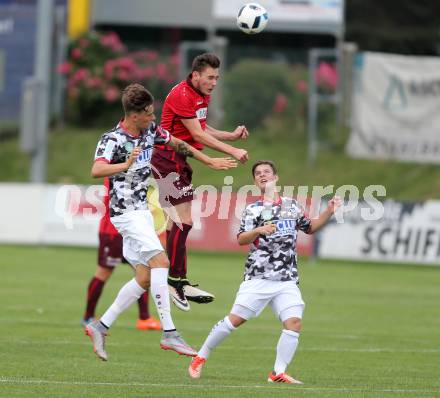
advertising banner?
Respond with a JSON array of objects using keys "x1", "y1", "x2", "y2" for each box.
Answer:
[
  {"x1": 0, "y1": 184, "x2": 314, "y2": 256},
  {"x1": 316, "y1": 200, "x2": 440, "y2": 265},
  {"x1": 347, "y1": 52, "x2": 440, "y2": 164}
]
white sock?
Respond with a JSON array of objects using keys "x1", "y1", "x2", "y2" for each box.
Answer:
[
  {"x1": 150, "y1": 267, "x2": 175, "y2": 331},
  {"x1": 100, "y1": 278, "x2": 145, "y2": 328},
  {"x1": 198, "y1": 316, "x2": 236, "y2": 359},
  {"x1": 274, "y1": 329, "x2": 299, "y2": 374}
]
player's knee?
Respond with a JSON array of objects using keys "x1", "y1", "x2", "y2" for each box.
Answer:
[
  {"x1": 228, "y1": 313, "x2": 246, "y2": 327},
  {"x1": 135, "y1": 266, "x2": 150, "y2": 288},
  {"x1": 283, "y1": 317, "x2": 302, "y2": 332},
  {"x1": 137, "y1": 278, "x2": 150, "y2": 290},
  {"x1": 95, "y1": 266, "x2": 113, "y2": 282},
  {"x1": 157, "y1": 252, "x2": 170, "y2": 268},
  {"x1": 148, "y1": 252, "x2": 169, "y2": 268},
  {"x1": 161, "y1": 257, "x2": 170, "y2": 268}
]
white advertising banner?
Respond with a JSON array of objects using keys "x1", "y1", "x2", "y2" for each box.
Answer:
[
  {"x1": 0, "y1": 183, "x2": 101, "y2": 247},
  {"x1": 0, "y1": 184, "x2": 45, "y2": 244},
  {"x1": 40, "y1": 185, "x2": 101, "y2": 247},
  {"x1": 0, "y1": 184, "x2": 314, "y2": 255},
  {"x1": 347, "y1": 52, "x2": 440, "y2": 164},
  {"x1": 317, "y1": 200, "x2": 440, "y2": 265}
]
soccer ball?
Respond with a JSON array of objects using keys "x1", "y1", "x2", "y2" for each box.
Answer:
[{"x1": 236, "y1": 3, "x2": 269, "y2": 34}]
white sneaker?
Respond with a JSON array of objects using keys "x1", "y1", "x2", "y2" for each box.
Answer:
[
  {"x1": 160, "y1": 330, "x2": 197, "y2": 357},
  {"x1": 181, "y1": 280, "x2": 215, "y2": 304},
  {"x1": 168, "y1": 284, "x2": 190, "y2": 311},
  {"x1": 85, "y1": 320, "x2": 108, "y2": 361}
]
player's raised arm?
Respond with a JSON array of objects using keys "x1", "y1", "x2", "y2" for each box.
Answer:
[
  {"x1": 167, "y1": 135, "x2": 237, "y2": 171},
  {"x1": 181, "y1": 118, "x2": 249, "y2": 163},
  {"x1": 308, "y1": 196, "x2": 342, "y2": 234},
  {"x1": 206, "y1": 124, "x2": 249, "y2": 141},
  {"x1": 91, "y1": 147, "x2": 141, "y2": 178}
]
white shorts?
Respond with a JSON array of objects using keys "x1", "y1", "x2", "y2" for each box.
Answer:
[
  {"x1": 231, "y1": 279, "x2": 305, "y2": 322},
  {"x1": 111, "y1": 210, "x2": 164, "y2": 267}
]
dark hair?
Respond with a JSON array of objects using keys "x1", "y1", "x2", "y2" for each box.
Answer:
[
  {"x1": 122, "y1": 83, "x2": 154, "y2": 114},
  {"x1": 191, "y1": 53, "x2": 220, "y2": 73},
  {"x1": 251, "y1": 160, "x2": 277, "y2": 177}
]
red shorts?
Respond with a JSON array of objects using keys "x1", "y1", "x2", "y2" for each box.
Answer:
[
  {"x1": 151, "y1": 148, "x2": 194, "y2": 206},
  {"x1": 97, "y1": 233, "x2": 128, "y2": 268}
]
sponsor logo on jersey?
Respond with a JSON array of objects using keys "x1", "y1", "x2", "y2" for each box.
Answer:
[
  {"x1": 274, "y1": 219, "x2": 296, "y2": 236},
  {"x1": 196, "y1": 100, "x2": 204, "y2": 105},
  {"x1": 136, "y1": 147, "x2": 153, "y2": 164},
  {"x1": 123, "y1": 141, "x2": 134, "y2": 153},
  {"x1": 281, "y1": 208, "x2": 298, "y2": 219},
  {"x1": 129, "y1": 147, "x2": 153, "y2": 170},
  {"x1": 196, "y1": 107, "x2": 207, "y2": 119}
]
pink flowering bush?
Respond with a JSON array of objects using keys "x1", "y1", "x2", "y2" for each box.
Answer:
[{"x1": 58, "y1": 31, "x2": 180, "y2": 126}]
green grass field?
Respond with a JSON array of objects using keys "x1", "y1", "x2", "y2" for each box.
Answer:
[{"x1": 0, "y1": 245, "x2": 439, "y2": 398}]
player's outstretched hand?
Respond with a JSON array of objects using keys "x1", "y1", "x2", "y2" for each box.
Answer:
[
  {"x1": 209, "y1": 157, "x2": 238, "y2": 170},
  {"x1": 125, "y1": 146, "x2": 141, "y2": 169},
  {"x1": 327, "y1": 195, "x2": 342, "y2": 214},
  {"x1": 231, "y1": 148, "x2": 249, "y2": 163},
  {"x1": 258, "y1": 223, "x2": 277, "y2": 236},
  {"x1": 231, "y1": 125, "x2": 249, "y2": 140}
]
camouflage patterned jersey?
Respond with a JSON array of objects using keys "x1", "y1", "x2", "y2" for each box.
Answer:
[
  {"x1": 94, "y1": 121, "x2": 170, "y2": 217},
  {"x1": 238, "y1": 197, "x2": 312, "y2": 282}
]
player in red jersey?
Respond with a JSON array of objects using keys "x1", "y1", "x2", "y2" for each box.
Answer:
[
  {"x1": 152, "y1": 53, "x2": 249, "y2": 311},
  {"x1": 82, "y1": 177, "x2": 161, "y2": 331}
]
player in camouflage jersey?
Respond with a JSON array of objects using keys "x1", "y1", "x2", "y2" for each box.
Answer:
[
  {"x1": 85, "y1": 83, "x2": 236, "y2": 361},
  {"x1": 189, "y1": 160, "x2": 341, "y2": 383},
  {"x1": 81, "y1": 177, "x2": 161, "y2": 332}
]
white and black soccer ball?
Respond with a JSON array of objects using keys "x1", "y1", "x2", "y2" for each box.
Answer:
[{"x1": 236, "y1": 3, "x2": 269, "y2": 34}]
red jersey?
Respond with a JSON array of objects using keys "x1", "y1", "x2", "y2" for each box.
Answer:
[
  {"x1": 98, "y1": 177, "x2": 119, "y2": 236},
  {"x1": 160, "y1": 75, "x2": 210, "y2": 150}
]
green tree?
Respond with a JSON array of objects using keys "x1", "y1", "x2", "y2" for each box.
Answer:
[{"x1": 346, "y1": 0, "x2": 440, "y2": 55}]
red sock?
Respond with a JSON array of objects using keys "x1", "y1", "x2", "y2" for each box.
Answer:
[
  {"x1": 84, "y1": 277, "x2": 105, "y2": 319},
  {"x1": 167, "y1": 223, "x2": 192, "y2": 279},
  {"x1": 137, "y1": 291, "x2": 150, "y2": 320}
]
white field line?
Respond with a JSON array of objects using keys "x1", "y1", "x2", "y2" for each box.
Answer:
[
  {"x1": 0, "y1": 377, "x2": 438, "y2": 394},
  {"x1": 0, "y1": 339, "x2": 439, "y2": 353}
]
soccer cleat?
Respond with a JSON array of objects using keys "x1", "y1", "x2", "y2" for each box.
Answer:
[
  {"x1": 81, "y1": 317, "x2": 95, "y2": 329},
  {"x1": 85, "y1": 320, "x2": 108, "y2": 361},
  {"x1": 160, "y1": 330, "x2": 197, "y2": 357},
  {"x1": 267, "y1": 371, "x2": 303, "y2": 384},
  {"x1": 181, "y1": 279, "x2": 215, "y2": 304},
  {"x1": 168, "y1": 278, "x2": 190, "y2": 311},
  {"x1": 188, "y1": 355, "x2": 206, "y2": 379},
  {"x1": 136, "y1": 317, "x2": 161, "y2": 331}
]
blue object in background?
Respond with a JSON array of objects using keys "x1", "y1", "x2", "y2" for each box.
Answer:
[{"x1": 0, "y1": 3, "x2": 36, "y2": 121}]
